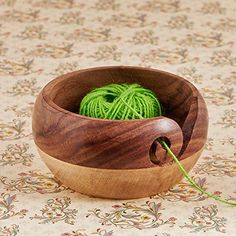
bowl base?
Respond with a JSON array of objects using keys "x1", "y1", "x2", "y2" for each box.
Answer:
[{"x1": 38, "y1": 147, "x2": 203, "y2": 200}]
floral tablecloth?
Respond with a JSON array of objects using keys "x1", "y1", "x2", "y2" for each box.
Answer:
[{"x1": 0, "y1": 0, "x2": 236, "y2": 235}]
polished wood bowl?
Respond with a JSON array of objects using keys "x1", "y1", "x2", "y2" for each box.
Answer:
[{"x1": 32, "y1": 66, "x2": 208, "y2": 199}]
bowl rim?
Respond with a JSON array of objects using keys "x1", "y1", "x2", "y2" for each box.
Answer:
[{"x1": 41, "y1": 65, "x2": 201, "y2": 123}]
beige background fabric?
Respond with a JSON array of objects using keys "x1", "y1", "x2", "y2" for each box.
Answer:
[{"x1": 0, "y1": 0, "x2": 236, "y2": 235}]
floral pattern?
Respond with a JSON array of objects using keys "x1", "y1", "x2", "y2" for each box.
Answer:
[
  {"x1": 135, "y1": 0, "x2": 189, "y2": 13},
  {"x1": 180, "y1": 205, "x2": 226, "y2": 233},
  {"x1": 129, "y1": 30, "x2": 159, "y2": 45},
  {"x1": 7, "y1": 78, "x2": 40, "y2": 96},
  {"x1": 172, "y1": 32, "x2": 233, "y2": 48},
  {"x1": 90, "y1": 45, "x2": 121, "y2": 62},
  {"x1": 216, "y1": 109, "x2": 236, "y2": 128},
  {"x1": 207, "y1": 18, "x2": 236, "y2": 31},
  {"x1": 30, "y1": 197, "x2": 77, "y2": 224},
  {"x1": 25, "y1": 43, "x2": 79, "y2": 58},
  {"x1": 136, "y1": 48, "x2": 198, "y2": 65},
  {"x1": 102, "y1": 14, "x2": 153, "y2": 28},
  {"x1": 61, "y1": 228, "x2": 113, "y2": 236},
  {"x1": 4, "y1": 103, "x2": 34, "y2": 118},
  {"x1": 61, "y1": 28, "x2": 114, "y2": 42},
  {"x1": 0, "y1": 193, "x2": 27, "y2": 220},
  {"x1": 194, "y1": 154, "x2": 236, "y2": 177},
  {"x1": 0, "y1": 119, "x2": 28, "y2": 140},
  {"x1": 0, "y1": 143, "x2": 34, "y2": 166},
  {"x1": 58, "y1": 11, "x2": 84, "y2": 25},
  {"x1": 177, "y1": 67, "x2": 203, "y2": 84},
  {"x1": 152, "y1": 177, "x2": 212, "y2": 202},
  {"x1": 200, "y1": 2, "x2": 226, "y2": 14},
  {"x1": 0, "y1": 224, "x2": 19, "y2": 236},
  {"x1": 17, "y1": 25, "x2": 47, "y2": 40},
  {"x1": 93, "y1": 0, "x2": 120, "y2": 11},
  {"x1": 31, "y1": 0, "x2": 83, "y2": 9},
  {"x1": 208, "y1": 50, "x2": 236, "y2": 66},
  {"x1": 166, "y1": 15, "x2": 193, "y2": 29},
  {"x1": 87, "y1": 201, "x2": 176, "y2": 230},
  {"x1": 1, "y1": 171, "x2": 68, "y2": 193},
  {"x1": 53, "y1": 62, "x2": 80, "y2": 76},
  {"x1": 0, "y1": 9, "x2": 41, "y2": 22},
  {"x1": 202, "y1": 87, "x2": 235, "y2": 105},
  {"x1": 0, "y1": 0, "x2": 236, "y2": 235},
  {"x1": 0, "y1": 59, "x2": 35, "y2": 76}
]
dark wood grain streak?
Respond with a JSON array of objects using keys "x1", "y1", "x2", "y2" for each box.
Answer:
[{"x1": 32, "y1": 66, "x2": 208, "y2": 169}]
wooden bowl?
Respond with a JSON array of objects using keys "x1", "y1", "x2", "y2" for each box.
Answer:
[{"x1": 32, "y1": 66, "x2": 208, "y2": 199}]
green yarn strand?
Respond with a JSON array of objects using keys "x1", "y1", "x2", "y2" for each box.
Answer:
[
  {"x1": 79, "y1": 83, "x2": 236, "y2": 206},
  {"x1": 160, "y1": 140, "x2": 236, "y2": 206}
]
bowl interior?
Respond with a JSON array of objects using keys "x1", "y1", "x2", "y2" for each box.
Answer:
[{"x1": 49, "y1": 67, "x2": 196, "y2": 121}]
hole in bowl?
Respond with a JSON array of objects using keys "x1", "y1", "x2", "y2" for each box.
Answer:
[{"x1": 149, "y1": 137, "x2": 171, "y2": 166}]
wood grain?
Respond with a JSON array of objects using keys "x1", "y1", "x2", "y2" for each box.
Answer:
[
  {"x1": 39, "y1": 147, "x2": 203, "y2": 199},
  {"x1": 32, "y1": 66, "x2": 208, "y2": 170}
]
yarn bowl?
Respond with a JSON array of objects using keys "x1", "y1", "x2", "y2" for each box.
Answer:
[{"x1": 32, "y1": 66, "x2": 208, "y2": 199}]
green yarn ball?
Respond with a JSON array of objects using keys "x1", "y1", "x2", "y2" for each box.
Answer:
[{"x1": 79, "y1": 83, "x2": 162, "y2": 120}]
